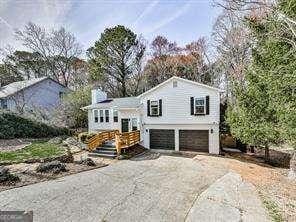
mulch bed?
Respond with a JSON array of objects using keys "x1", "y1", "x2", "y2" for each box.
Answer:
[
  {"x1": 0, "y1": 162, "x2": 108, "y2": 192},
  {"x1": 120, "y1": 144, "x2": 147, "y2": 159}
]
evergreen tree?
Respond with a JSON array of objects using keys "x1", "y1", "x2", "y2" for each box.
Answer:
[
  {"x1": 87, "y1": 25, "x2": 145, "y2": 97},
  {"x1": 227, "y1": 0, "x2": 296, "y2": 161}
]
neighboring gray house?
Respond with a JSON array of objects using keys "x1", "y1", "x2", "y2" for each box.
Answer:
[{"x1": 0, "y1": 77, "x2": 68, "y2": 113}]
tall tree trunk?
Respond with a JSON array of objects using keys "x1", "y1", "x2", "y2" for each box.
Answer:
[
  {"x1": 264, "y1": 144, "x2": 270, "y2": 163},
  {"x1": 121, "y1": 81, "x2": 126, "y2": 97},
  {"x1": 288, "y1": 151, "x2": 296, "y2": 180}
]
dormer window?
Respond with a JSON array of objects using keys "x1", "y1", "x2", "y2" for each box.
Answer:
[
  {"x1": 150, "y1": 100, "x2": 159, "y2": 116},
  {"x1": 195, "y1": 97, "x2": 205, "y2": 115}
]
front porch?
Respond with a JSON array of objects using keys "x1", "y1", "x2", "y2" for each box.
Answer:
[{"x1": 87, "y1": 130, "x2": 141, "y2": 158}]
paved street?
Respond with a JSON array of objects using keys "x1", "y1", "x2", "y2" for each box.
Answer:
[{"x1": 0, "y1": 153, "x2": 269, "y2": 222}]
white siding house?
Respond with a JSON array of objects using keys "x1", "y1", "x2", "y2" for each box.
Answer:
[
  {"x1": 83, "y1": 76, "x2": 222, "y2": 154},
  {"x1": 0, "y1": 77, "x2": 68, "y2": 113}
]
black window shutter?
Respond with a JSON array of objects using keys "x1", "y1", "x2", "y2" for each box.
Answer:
[
  {"x1": 159, "y1": 99, "x2": 162, "y2": 116},
  {"x1": 190, "y1": 97, "x2": 194, "y2": 115},
  {"x1": 147, "y1": 100, "x2": 150, "y2": 116},
  {"x1": 206, "y1": 96, "x2": 210, "y2": 115}
]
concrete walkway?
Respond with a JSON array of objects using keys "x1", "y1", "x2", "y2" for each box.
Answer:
[
  {"x1": 0, "y1": 153, "x2": 269, "y2": 222},
  {"x1": 186, "y1": 172, "x2": 269, "y2": 222}
]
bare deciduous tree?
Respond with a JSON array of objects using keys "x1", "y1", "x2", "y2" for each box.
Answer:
[{"x1": 15, "y1": 22, "x2": 83, "y2": 87}]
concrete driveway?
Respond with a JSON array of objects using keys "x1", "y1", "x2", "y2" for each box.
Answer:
[{"x1": 0, "y1": 152, "x2": 269, "y2": 222}]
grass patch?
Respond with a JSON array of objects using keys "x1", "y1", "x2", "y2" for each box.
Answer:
[
  {"x1": 0, "y1": 141, "x2": 65, "y2": 164},
  {"x1": 261, "y1": 194, "x2": 284, "y2": 222}
]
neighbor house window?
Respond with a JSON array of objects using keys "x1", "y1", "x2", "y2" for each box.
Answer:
[
  {"x1": 0, "y1": 99, "x2": 7, "y2": 109},
  {"x1": 132, "y1": 118, "x2": 137, "y2": 131},
  {"x1": 59, "y1": 91, "x2": 64, "y2": 99},
  {"x1": 113, "y1": 110, "x2": 118, "y2": 122},
  {"x1": 150, "y1": 100, "x2": 159, "y2": 116},
  {"x1": 99, "y1": 110, "x2": 104, "y2": 122},
  {"x1": 105, "y1": 110, "x2": 109, "y2": 122},
  {"x1": 94, "y1": 110, "x2": 98, "y2": 123},
  {"x1": 195, "y1": 97, "x2": 205, "y2": 115}
]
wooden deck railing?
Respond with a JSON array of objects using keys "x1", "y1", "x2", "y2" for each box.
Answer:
[
  {"x1": 87, "y1": 130, "x2": 119, "y2": 151},
  {"x1": 115, "y1": 130, "x2": 140, "y2": 155}
]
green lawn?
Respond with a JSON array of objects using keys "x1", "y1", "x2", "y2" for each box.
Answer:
[{"x1": 0, "y1": 141, "x2": 65, "y2": 164}]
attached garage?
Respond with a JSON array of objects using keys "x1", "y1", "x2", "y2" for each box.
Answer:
[
  {"x1": 179, "y1": 130, "x2": 209, "y2": 152},
  {"x1": 149, "y1": 129, "x2": 175, "y2": 150}
]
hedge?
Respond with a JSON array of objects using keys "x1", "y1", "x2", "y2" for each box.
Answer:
[{"x1": 0, "y1": 112, "x2": 69, "y2": 139}]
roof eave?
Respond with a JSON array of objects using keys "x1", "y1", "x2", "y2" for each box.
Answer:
[{"x1": 137, "y1": 76, "x2": 223, "y2": 98}]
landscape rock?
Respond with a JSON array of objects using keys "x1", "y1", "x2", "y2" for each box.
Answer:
[
  {"x1": 62, "y1": 137, "x2": 87, "y2": 151},
  {"x1": 117, "y1": 155, "x2": 126, "y2": 160},
  {"x1": 0, "y1": 166, "x2": 20, "y2": 183},
  {"x1": 36, "y1": 161, "x2": 67, "y2": 174},
  {"x1": 48, "y1": 137, "x2": 63, "y2": 144},
  {"x1": 59, "y1": 148, "x2": 74, "y2": 163},
  {"x1": 75, "y1": 158, "x2": 96, "y2": 166}
]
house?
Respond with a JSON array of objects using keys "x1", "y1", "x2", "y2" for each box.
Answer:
[
  {"x1": 83, "y1": 76, "x2": 222, "y2": 154},
  {"x1": 0, "y1": 77, "x2": 68, "y2": 113}
]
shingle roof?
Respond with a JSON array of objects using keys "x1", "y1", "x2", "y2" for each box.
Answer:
[
  {"x1": 0, "y1": 77, "x2": 66, "y2": 98},
  {"x1": 82, "y1": 97, "x2": 140, "y2": 110}
]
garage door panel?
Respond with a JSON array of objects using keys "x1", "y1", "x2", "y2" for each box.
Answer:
[
  {"x1": 179, "y1": 130, "x2": 209, "y2": 152},
  {"x1": 150, "y1": 129, "x2": 175, "y2": 150}
]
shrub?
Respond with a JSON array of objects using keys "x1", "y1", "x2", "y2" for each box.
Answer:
[
  {"x1": 53, "y1": 86, "x2": 91, "y2": 128},
  {"x1": 78, "y1": 132, "x2": 96, "y2": 143},
  {"x1": 0, "y1": 111, "x2": 69, "y2": 139},
  {"x1": 36, "y1": 161, "x2": 67, "y2": 174}
]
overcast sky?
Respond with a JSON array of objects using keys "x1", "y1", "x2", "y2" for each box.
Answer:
[{"x1": 0, "y1": 0, "x2": 221, "y2": 55}]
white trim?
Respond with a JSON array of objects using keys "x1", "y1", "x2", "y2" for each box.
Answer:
[{"x1": 137, "y1": 76, "x2": 223, "y2": 98}]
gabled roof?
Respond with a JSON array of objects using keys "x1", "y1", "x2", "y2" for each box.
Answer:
[
  {"x1": 0, "y1": 77, "x2": 66, "y2": 98},
  {"x1": 82, "y1": 97, "x2": 140, "y2": 110},
  {"x1": 137, "y1": 76, "x2": 223, "y2": 98}
]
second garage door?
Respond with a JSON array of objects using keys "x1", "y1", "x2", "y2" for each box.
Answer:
[
  {"x1": 150, "y1": 129, "x2": 175, "y2": 150},
  {"x1": 179, "y1": 130, "x2": 209, "y2": 152}
]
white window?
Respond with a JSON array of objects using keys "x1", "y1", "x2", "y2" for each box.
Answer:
[
  {"x1": 113, "y1": 110, "x2": 118, "y2": 122},
  {"x1": 105, "y1": 110, "x2": 109, "y2": 122},
  {"x1": 150, "y1": 100, "x2": 159, "y2": 116},
  {"x1": 94, "y1": 110, "x2": 98, "y2": 123},
  {"x1": 99, "y1": 110, "x2": 104, "y2": 122},
  {"x1": 131, "y1": 118, "x2": 137, "y2": 131},
  {"x1": 195, "y1": 97, "x2": 205, "y2": 115}
]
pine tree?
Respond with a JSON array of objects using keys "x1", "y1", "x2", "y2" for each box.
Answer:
[{"x1": 227, "y1": 0, "x2": 296, "y2": 161}]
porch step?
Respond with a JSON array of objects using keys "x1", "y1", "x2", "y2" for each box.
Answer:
[
  {"x1": 93, "y1": 149, "x2": 117, "y2": 155},
  {"x1": 98, "y1": 146, "x2": 117, "y2": 151},
  {"x1": 88, "y1": 144, "x2": 117, "y2": 158},
  {"x1": 103, "y1": 140, "x2": 115, "y2": 147},
  {"x1": 88, "y1": 152, "x2": 117, "y2": 159}
]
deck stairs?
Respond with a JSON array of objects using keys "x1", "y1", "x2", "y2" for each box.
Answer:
[{"x1": 88, "y1": 140, "x2": 117, "y2": 158}]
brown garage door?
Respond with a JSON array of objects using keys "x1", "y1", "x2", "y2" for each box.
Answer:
[
  {"x1": 179, "y1": 130, "x2": 209, "y2": 152},
  {"x1": 150, "y1": 129, "x2": 175, "y2": 150}
]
